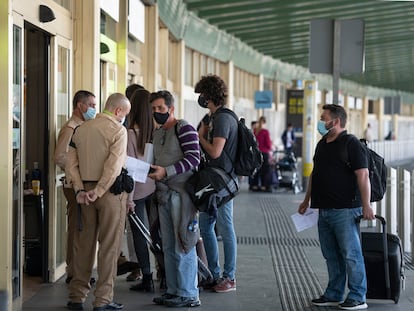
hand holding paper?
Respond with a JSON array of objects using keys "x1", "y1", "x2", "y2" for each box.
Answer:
[
  {"x1": 125, "y1": 156, "x2": 151, "y2": 183},
  {"x1": 291, "y1": 209, "x2": 319, "y2": 232}
]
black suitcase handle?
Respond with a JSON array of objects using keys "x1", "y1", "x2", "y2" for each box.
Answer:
[
  {"x1": 356, "y1": 214, "x2": 391, "y2": 299},
  {"x1": 356, "y1": 214, "x2": 386, "y2": 227}
]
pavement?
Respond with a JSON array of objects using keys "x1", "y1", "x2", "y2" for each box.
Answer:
[{"x1": 22, "y1": 181, "x2": 414, "y2": 311}]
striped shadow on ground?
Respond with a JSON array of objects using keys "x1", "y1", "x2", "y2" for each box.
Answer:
[{"x1": 259, "y1": 197, "x2": 325, "y2": 311}]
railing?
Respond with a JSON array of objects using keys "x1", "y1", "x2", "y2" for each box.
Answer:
[
  {"x1": 367, "y1": 140, "x2": 414, "y2": 262},
  {"x1": 369, "y1": 140, "x2": 414, "y2": 164}
]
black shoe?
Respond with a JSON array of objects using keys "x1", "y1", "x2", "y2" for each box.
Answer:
[
  {"x1": 117, "y1": 261, "x2": 139, "y2": 276},
  {"x1": 339, "y1": 299, "x2": 368, "y2": 310},
  {"x1": 65, "y1": 276, "x2": 73, "y2": 284},
  {"x1": 311, "y1": 296, "x2": 342, "y2": 307},
  {"x1": 164, "y1": 296, "x2": 201, "y2": 308},
  {"x1": 130, "y1": 273, "x2": 154, "y2": 292},
  {"x1": 67, "y1": 301, "x2": 83, "y2": 310},
  {"x1": 153, "y1": 293, "x2": 178, "y2": 305},
  {"x1": 92, "y1": 302, "x2": 124, "y2": 311}
]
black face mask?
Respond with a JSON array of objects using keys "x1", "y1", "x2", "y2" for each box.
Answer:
[
  {"x1": 153, "y1": 111, "x2": 169, "y2": 125},
  {"x1": 198, "y1": 95, "x2": 208, "y2": 108}
]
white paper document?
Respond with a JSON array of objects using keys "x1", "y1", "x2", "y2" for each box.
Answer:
[
  {"x1": 291, "y1": 209, "x2": 319, "y2": 232},
  {"x1": 125, "y1": 156, "x2": 151, "y2": 183},
  {"x1": 143, "y1": 143, "x2": 154, "y2": 164}
]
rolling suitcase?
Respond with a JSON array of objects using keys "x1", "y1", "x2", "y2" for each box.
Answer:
[
  {"x1": 356, "y1": 215, "x2": 405, "y2": 303},
  {"x1": 128, "y1": 212, "x2": 213, "y2": 286}
]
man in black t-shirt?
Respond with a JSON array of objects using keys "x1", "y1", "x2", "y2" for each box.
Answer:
[
  {"x1": 298, "y1": 104, "x2": 374, "y2": 311},
  {"x1": 195, "y1": 75, "x2": 238, "y2": 293}
]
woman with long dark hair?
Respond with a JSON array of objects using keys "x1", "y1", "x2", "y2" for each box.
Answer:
[{"x1": 126, "y1": 89, "x2": 156, "y2": 292}]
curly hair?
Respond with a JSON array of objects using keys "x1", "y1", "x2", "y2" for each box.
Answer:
[{"x1": 194, "y1": 74, "x2": 228, "y2": 107}]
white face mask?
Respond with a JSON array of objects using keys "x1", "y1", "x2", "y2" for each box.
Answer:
[{"x1": 119, "y1": 116, "x2": 126, "y2": 124}]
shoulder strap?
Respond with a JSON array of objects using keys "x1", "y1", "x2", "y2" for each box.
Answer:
[
  {"x1": 338, "y1": 133, "x2": 356, "y2": 169},
  {"x1": 218, "y1": 107, "x2": 238, "y2": 122},
  {"x1": 68, "y1": 125, "x2": 81, "y2": 149}
]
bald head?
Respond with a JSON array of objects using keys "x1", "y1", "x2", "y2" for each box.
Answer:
[
  {"x1": 105, "y1": 93, "x2": 130, "y2": 111},
  {"x1": 104, "y1": 93, "x2": 131, "y2": 123}
]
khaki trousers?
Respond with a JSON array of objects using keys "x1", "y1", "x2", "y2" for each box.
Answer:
[
  {"x1": 68, "y1": 183, "x2": 127, "y2": 307},
  {"x1": 63, "y1": 187, "x2": 77, "y2": 278}
]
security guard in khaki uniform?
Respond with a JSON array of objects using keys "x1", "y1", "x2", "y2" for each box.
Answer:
[
  {"x1": 54, "y1": 90, "x2": 96, "y2": 283},
  {"x1": 66, "y1": 93, "x2": 131, "y2": 311}
]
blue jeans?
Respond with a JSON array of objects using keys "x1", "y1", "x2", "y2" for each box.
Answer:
[
  {"x1": 158, "y1": 191, "x2": 198, "y2": 298},
  {"x1": 199, "y1": 199, "x2": 237, "y2": 280},
  {"x1": 318, "y1": 207, "x2": 367, "y2": 302}
]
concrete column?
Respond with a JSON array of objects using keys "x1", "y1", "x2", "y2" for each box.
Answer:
[
  {"x1": 172, "y1": 40, "x2": 185, "y2": 119},
  {"x1": 377, "y1": 98, "x2": 384, "y2": 140},
  {"x1": 158, "y1": 28, "x2": 168, "y2": 89},
  {"x1": 392, "y1": 113, "x2": 399, "y2": 140},
  {"x1": 143, "y1": 5, "x2": 158, "y2": 91},
  {"x1": 361, "y1": 96, "x2": 369, "y2": 137},
  {"x1": 73, "y1": 0, "x2": 100, "y2": 98},
  {"x1": 116, "y1": 0, "x2": 128, "y2": 93},
  {"x1": 302, "y1": 81, "x2": 318, "y2": 191},
  {"x1": 226, "y1": 61, "x2": 234, "y2": 109}
]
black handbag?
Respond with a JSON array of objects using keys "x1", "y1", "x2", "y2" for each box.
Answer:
[{"x1": 110, "y1": 168, "x2": 134, "y2": 195}]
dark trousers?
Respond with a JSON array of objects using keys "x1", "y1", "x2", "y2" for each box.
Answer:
[
  {"x1": 128, "y1": 195, "x2": 152, "y2": 275},
  {"x1": 251, "y1": 152, "x2": 272, "y2": 188}
]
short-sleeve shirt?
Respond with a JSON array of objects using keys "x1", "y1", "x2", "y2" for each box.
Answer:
[
  {"x1": 205, "y1": 107, "x2": 238, "y2": 173},
  {"x1": 311, "y1": 131, "x2": 368, "y2": 209}
]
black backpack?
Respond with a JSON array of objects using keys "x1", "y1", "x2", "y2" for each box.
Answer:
[
  {"x1": 185, "y1": 166, "x2": 239, "y2": 214},
  {"x1": 220, "y1": 109, "x2": 263, "y2": 176},
  {"x1": 341, "y1": 134, "x2": 387, "y2": 202}
]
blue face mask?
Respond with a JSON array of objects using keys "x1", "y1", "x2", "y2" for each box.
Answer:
[
  {"x1": 317, "y1": 120, "x2": 333, "y2": 136},
  {"x1": 82, "y1": 107, "x2": 96, "y2": 120}
]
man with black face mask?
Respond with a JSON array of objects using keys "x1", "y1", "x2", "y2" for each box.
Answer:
[
  {"x1": 298, "y1": 104, "x2": 374, "y2": 310},
  {"x1": 195, "y1": 75, "x2": 239, "y2": 294},
  {"x1": 148, "y1": 90, "x2": 201, "y2": 308}
]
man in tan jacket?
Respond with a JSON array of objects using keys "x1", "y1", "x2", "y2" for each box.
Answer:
[
  {"x1": 65, "y1": 93, "x2": 131, "y2": 311},
  {"x1": 54, "y1": 90, "x2": 96, "y2": 283}
]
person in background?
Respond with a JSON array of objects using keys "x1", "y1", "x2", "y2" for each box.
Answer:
[
  {"x1": 126, "y1": 89, "x2": 156, "y2": 292},
  {"x1": 281, "y1": 123, "x2": 296, "y2": 154},
  {"x1": 54, "y1": 90, "x2": 96, "y2": 285},
  {"x1": 195, "y1": 74, "x2": 238, "y2": 293},
  {"x1": 65, "y1": 93, "x2": 131, "y2": 311},
  {"x1": 363, "y1": 123, "x2": 373, "y2": 143},
  {"x1": 298, "y1": 104, "x2": 374, "y2": 310},
  {"x1": 251, "y1": 116, "x2": 273, "y2": 192},
  {"x1": 385, "y1": 129, "x2": 395, "y2": 141},
  {"x1": 251, "y1": 120, "x2": 257, "y2": 134},
  {"x1": 149, "y1": 90, "x2": 201, "y2": 308}
]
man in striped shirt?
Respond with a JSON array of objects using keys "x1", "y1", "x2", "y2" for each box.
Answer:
[{"x1": 148, "y1": 90, "x2": 201, "y2": 308}]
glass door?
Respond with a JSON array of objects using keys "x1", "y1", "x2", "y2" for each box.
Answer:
[
  {"x1": 12, "y1": 15, "x2": 24, "y2": 300},
  {"x1": 49, "y1": 35, "x2": 72, "y2": 281}
]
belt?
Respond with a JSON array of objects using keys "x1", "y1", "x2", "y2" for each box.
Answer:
[{"x1": 82, "y1": 180, "x2": 98, "y2": 183}]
